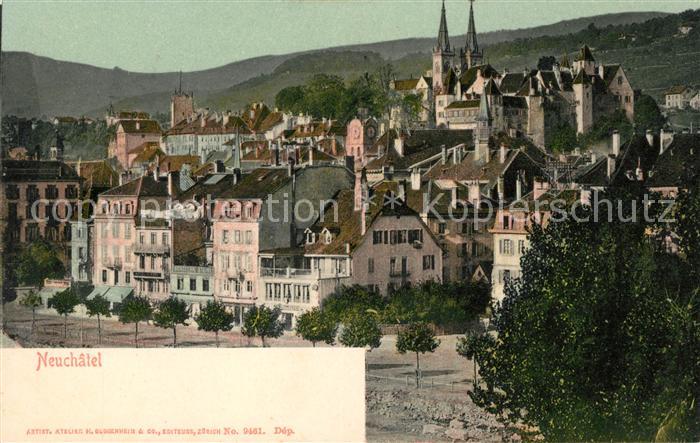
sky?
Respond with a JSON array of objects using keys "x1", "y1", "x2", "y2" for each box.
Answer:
[{"x1": 2, "y1": 0, "x2": 698, "y2": 73}]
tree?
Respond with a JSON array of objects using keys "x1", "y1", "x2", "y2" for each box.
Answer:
[
  {"x1": 466, "y1": 189, "x2": 698, "y2": 441},
  {"x1": 339, "y1": 309, "x2": 382, "y2": 351},
  {"x1": 634, "y1": 94, "x2": 666, "y2": 133},
  {"x1": 241, "y1": 305, "x2": 284, "y2": 347},
  {"x1": 396, "y1": 322, "x2": 440, "y2": 387},
  {"x1": 84, "y1": 295, "x2": 111, "y2": 345},
  {"x1": 15, "y1": 240, "x2": 64, "y2": 286},
  {"x1": 118, "y1": 295, "x2": 152, "y2": 348},
  {"x1": 49, "y1": 288, "x2": 81, "y2": 338},
  {"x1": 537, "y1": 55, "x2": 557, "y2": 71},
  {"x1": 195, "y1": 300, "x2": 235, "y2": 347},
  {"x1": 549, "y1": 121, "x2": 578, "y2": 153},
  {"x1": 153, "y1": 296, "x2": 190, "y2": 347},
  {"x1": 275, "y1": 85, "x2": 306, "y2": 114},
  {"x1": 19, "y1": 290, "x2": 42, "y2": 335},
  {"x1": 295, "y1": 307, "x2": 338, "y2": 347},
  {"x1": 322, "y1": 285, "x2": 385, "y2": 323}
]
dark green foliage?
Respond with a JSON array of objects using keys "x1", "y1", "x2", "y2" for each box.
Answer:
[
  {"x1": 321, "y1": 285, "x2": 385, "y2": 323},
  {"x1": 84, "y1": 294, "x2": 111, "y2": 344},
  {"x1": 273, "y1": 67, "x2": 394, "y2": 123},
  {"x1": 118, "y1": 295, "x2": 153, "y2": 348},
  {"x1": 195, "y1": 300, "x2": 235, "y2": 347},
  {"x1": 1, "y1": 117, "x2": 114, "y2": 160},
  {"x1": 465, "y1": 187, "x2": 699, "y2": 441},
  {"x1": 578, "y1": 110, "x2": 632, "y2": 147},
  {"x1": 536, "y1": 55, "x2": 556, "y2": 71},
  {"x1": 634, "y1": 94, "x2": 667, "y2": 133},
  {"x1": 549, "y1": 121, "x2": 578, "y2": 153},
  {"x1": 49, "y1": 288, "x2": 81, "y2": 338},
  {"x1": 15, "y1": 240, "x2": 64, "y2": 286},
  {"x1": 241, "y1": 305, "x2": 284, "y2": 347},
  {"x1": 339, "y1": 310, "x2": 382, "y2": 350},
  {"x1": 295, "y1": 307, "x2": 338, "y2": 347},
  {"x1": 382, "y1": 280, "x2": 491, "y2": 328},
  {"x1": 153, "y1": 296, "x2": 190, "y2": 347}
]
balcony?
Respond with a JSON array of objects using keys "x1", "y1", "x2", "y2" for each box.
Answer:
[
  {"x1": 133, "y1": 268, "x2": 169, "y2": 280},
  {"x1": 103, "y1": 257, "x2": 123, "y2": 270},
  {"x1": 260, "y1": 267, "x2": 313, "y2": 279},
  {"x1": 172, "y1": 265, "x2": 212, "y2": 276},
  {"x1": 133, "y1": 243, "x2": 170, "y2": 255}
]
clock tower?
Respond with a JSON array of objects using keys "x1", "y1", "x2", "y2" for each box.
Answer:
[
  {"x1": 346, "y1": 117, "x2": 378, "y2": 168},
  {"x1": 432, "y1": 0, "x2": 454, "y2": 94}
]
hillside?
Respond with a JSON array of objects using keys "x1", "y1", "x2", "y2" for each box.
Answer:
[
  {"x1": 1, "y1": 11, "x2": 667, "y2": 118},
  {"x1": 197, "y1": 9, "x2": 700, "y2": 112}
]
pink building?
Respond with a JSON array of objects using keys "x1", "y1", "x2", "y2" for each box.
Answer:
[
  {"x1": 93, "y1": 171, "x2": 173, "y2": 300},
  {"x1": 109, "y1": 119, "x2": 162, "y2": 170}
]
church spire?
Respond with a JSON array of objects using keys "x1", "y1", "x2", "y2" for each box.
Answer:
[
  {"x1": 466, "y1": 0, "x2": 479, "y2": 53},
  {"x1": 436, "y1": 0, "x2": 451, "y2": 51}
]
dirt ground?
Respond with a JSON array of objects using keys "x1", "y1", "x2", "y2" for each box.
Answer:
[{"x1": 2, "y1": 302, "x2": 513, "y2": 442}]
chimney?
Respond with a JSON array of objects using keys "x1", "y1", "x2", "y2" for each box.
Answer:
[
  {"x1": 395, "y1": 136, "x2": 404, "y2": 156},
  {"x1": 607, "y1": 155, "x2": 616, "y2": 179},
  {"x1": 590, "y1": 152, "x2": 597, "y2": 164},
  {"x1": 450, "y1": 186, "x2": 458, "y2": 209},
  {"x1": 135, "y1": 121, "x2": 141, "y2": 131},
  {"x1": 331, "y1": 138, "x2": 337, "y2": 155},
  {"x1": 167, "y1": 172, "x2": 174, "y2": 196},
  {"x1": 453, "y1": 146, "x2": 462, "y2": 164},
  {"x1": 233, "y1": 168, "x2": 241, "y2": 184},
  {"x1": 646, "y1": 130, "x2": 654, "y2": 148},
  {"x1": 598, "y1": 65, "x2": 605, "y2": 79},
  {"x1": 215, "y1": 160, "x2": 224, "y2": 173},
  {"x1": 497, "y1": 176, "x2": 504, "y2": 201},
  {"x1": 516, "y1": 177, "x2": 522, "y2": 201},
  {"x1": 468, "y1": 182, "x2": 480, "y2": 206},
  {"x1": 500, "y1": 143, "x2": 507, "y2": 164},
  {"x1": 410, "y1": 168, "x2": 421, "y2": 191},
  {"x1": 612, "y1": 130, "x2": 620, "y2": 157},
  {"x1": 398, "y1": 181, "x2": 406, "y2": 203},
  {"x1": 533, "y1": 178, "x2": 550, "y2": 200},
  {"x1": 635, "y1": 158, "x2": 644, "y2": 181},
  {"x1": 287, "y1": 160, "x2": 294, "y2": 177},
  {"x1": 660, "y1": 129, "x2": 674, "y2": 155},
  {"x1": 153, "y1": 165, "x2": 160, "y2": 182},
  {"x1": 441, "y1": 145, "x2": 447, "y2": 164},
  {"x1": 308, "y1": 147, "x2": 314, "y2": 166}
]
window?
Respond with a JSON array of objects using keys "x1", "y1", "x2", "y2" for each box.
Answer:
[
  {"x1": 245, "y1": 230, "x2": 252, "y2": 244},
  {"x1": 45, "y1": 185, "x2": 58, "y2": 199},
  {"x1": 408, "y1": 229, "x2": 422, "y2": 244},
  {"x1": 302, "y1": 286, "x2": 310, "y2": 303},
  {"x1": 126, "y1": 272, "x2": 131, "y2": 284},
  {"x1": 246, "y1": 281, "x2": 253, "y2": 292},
  {"x1": 438, "y1": 223, "x2": 446, "y2": 234},
  {"x1": 500, "y1": 239, "x2": 513, "y2": 255},
  {"x1": 177, "y1": 278, "x2": 184, "y2": 290},
  {"x1": 150, "y1": 233, "x2": 156, "y2": 244},
  {"x1": 5, "y1": 185, "x2": 19, "y2": 199},
  {"x1": 102, "y1": 270, "x2": 107, "y2": 283},
  {"x1": 125, "y1": 224, "x2": 131, "y2": 239},
  {"x1": 368, "y1": 258, "x2": 374, "y2": 274},
  {"x1": 162, "y1": 233, "x2": 168, "y2": 245},
  {"x1": 373, "y1": 231, "x2": 383, "y2": 244},
  {"x1": 265, "y1": 283, "x2": 273, "y2": 300},
  {"x1": 27, "y1": 185, "x2": 39, "y2": 202},
  {"x1": 203, "y1": 279, "x2": 209, "y2": 292},
  {"x1": 150, "y1": 256, "x2": 155, "y2": 269},
  {"x1": 222, "y1": 230, "x2": 229, "y2": 244},
  {"x1": 112, "y1": 223, "x2": 119, "y2": 238},
  {"x1": 390, "y1": 257, "x2": 397, "y2": 275},
  {"x1": 234, "y1": 230, "x2": 241, "y2": 244},
  {"x1": 65, "y1": 185, "x2": 78, "y2": 199},
  {"x1": 234, "y1": 280, "x2": 241, "y2": 293},
  {"x1": 190, "y1": 278, "x2": 196, "y2": 291},
  {"x1": 139, "y1": 233, "x2": 145, "y2": 244},
  {"x1": 518, "y1": 240, "x2": 526, "y2": 254},
  {"x1": 390, "y1": 230, "x2": 398, "y2": 244},
  {"x1": 148, "y1": 281, "x2": 154, "y2": 292},
  {"x1": 423, "y1": 255, "x2": 435, "y2": 270},
  {"x1": 139, "y1": 255, "x2": 145, "y2": 269},
  {"x1": 618, "y1": 76, "x2": 623, "y2": 85}
]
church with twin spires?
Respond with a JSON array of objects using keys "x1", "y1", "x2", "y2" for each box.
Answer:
[{"x1": 390, "y1": 0, "x2": 637, "y2": 149}]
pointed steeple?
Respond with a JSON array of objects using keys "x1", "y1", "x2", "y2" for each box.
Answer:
[
  {"x1": 466, "y1": 0, "x2": 479, "y2": 53},
  {"x1": 437, "y1": 0, "x2": 451, "y2": 51}
]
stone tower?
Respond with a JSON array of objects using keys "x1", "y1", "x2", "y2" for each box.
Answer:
[
  {"x1": 573, "y1": 69, "x2": 593, "y2": 134},
  {"x1": 170, "y1": 71, "x2": 194, "y2": 128},
  {"x1": 432, "y1": 0, "x2": 454, "y2": 94},
  {"x1": 474, "y1": 93, "x2": 491, "y2": 163},
  {"x1": 460, "y1": 0, "x2": 483, "y2": 70}
]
